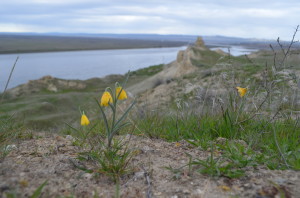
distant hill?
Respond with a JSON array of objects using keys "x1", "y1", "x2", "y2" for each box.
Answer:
[
  {"x1": 0, "y1": 34, "x2": 187, "y2": 54},
  {"x1": 0, "y1": 32, "x2": 297, "y2": 54}
]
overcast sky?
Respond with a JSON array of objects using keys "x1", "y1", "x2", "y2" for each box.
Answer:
[{"x1": 0, "y1": 0, "x2": 299, "y2": 40}]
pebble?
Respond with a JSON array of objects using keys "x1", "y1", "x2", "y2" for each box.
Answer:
[
  {"x1": 142, "y1": 146, "x2": 155, "y2": 153},
  {"x1": 134, "y1": 171, "x2": 144, "y2": 180},
  {"x1": 82, "y1": 173, "x2": 93, "y2": 180},
  {"x1": 192, "y1": 189, "x2": 204, "y2": 196},
  {"x1": 0, "y1": 185, "x2": 10, "y2": 192},
  {"x1": 31, "y1": 157, "x2": 42, "y2": 162},
  {"x1": 274, "y1": 177, "x2": 286, "y2": 184},
  {"x1": 5, "y1": 144, "x2": 17, "y2": 151},
  {"x1": 66, "y1": 135, "x2": 75, "y2": 141}
]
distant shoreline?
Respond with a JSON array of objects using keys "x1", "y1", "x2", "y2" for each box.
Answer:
[
  {"x1": 0, "y1": 35, "x2": 188, "y2": 55},
  {"x1": 0, "y1": 45, "x2": 187, "y2": 55},
  {"x1": 0, "y1": 44, "x2": 259, "y2": 55}
]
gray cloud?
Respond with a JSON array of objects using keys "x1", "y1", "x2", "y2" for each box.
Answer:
[{"x1": 0, "y1": 0, "x2": 299, "y2": 39}]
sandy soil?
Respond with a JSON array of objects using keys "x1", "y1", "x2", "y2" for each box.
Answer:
[{"x1": 0, "y1": 134, "x2": 299, "y2": 198}]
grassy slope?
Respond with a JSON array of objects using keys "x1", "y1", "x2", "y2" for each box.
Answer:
[{"x1": 0, "y1": 64, "x2": 164, "y2": 131}]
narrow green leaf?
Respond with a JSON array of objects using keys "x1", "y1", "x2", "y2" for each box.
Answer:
[
  {"x1": 96, "y1": 99, "x2": 110, "y2": 134},
  {"x1": 30, "y1": 180, "x2": 48, "y2": 198},
  {"x1": 114, "y1": 101, "x2": 136, "y2": 130},
  {"x1": 64, "y1": 122, "x2": 81, "y2": 133},
  {"x1": 110, "y1": 122, "x2": 131, "y2": 138}
]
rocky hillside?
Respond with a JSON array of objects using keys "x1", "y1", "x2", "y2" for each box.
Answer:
[
  {"x1": 127, "y1": 37, "x2": 227, "y2": 106},
  {"x1": 129, "y1": 37, "x2": 300, "y2": 108}
]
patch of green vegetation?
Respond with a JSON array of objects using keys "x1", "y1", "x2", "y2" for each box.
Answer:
[
  {"x1": 0, "y1": 92, "x2": 96, "y2": 130},
  {"x1": 133, "y1": 111, "x2": 299, "y2": 177},
  {"x1": 0, "y1": 102, "x2": 27, "y2": 112},
  {"x1": 131, "y1": 64, "x2": 164, "y2": 76},
  {"x1": 190, "y1": 48, "x2": 222, "y2": 67},
  {"x1": 241, "y1": 64, "x2": 263, "y2": 75},
  {"x1": 0, "y1": 63, "x2": 164, "y2": 131}
]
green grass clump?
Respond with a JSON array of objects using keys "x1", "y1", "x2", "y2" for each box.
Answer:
[
  {"x1": 0, "y1": 115, "x2": 21, "y2": 160},
  {"x1": 137, "y1": 112, "x2": 299, "y2": 178}
]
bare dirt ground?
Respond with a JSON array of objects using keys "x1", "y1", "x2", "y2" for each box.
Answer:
[{"x1": 0, "y1": 133, "x2": 299, "y2": 198}]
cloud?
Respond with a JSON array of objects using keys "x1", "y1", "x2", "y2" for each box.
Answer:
[
  {"x1": 0, "y1": 0, "x2": 299, "y2": 39},
  {"x1": 0, "y1": 23, "x2": 37, "y2": 32}
]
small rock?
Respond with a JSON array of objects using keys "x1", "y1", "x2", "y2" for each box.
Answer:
[
  {"x1": 5, "y1": 144, "x2": 17, "y2": 151},
  {"x1": 0, "y1": 185, "x2": 10, "y2": 192},
  {"x1": 134, "y1": 171, "x2": 144, "y2": 180},
  {"x1": 216, "y1": 137, "x2": 228, "y2": 145},
  {"x1": 55, "y1": 136, "x2": 64, "y2": 141},
  {"x1": 47, "y1": 83, "x2": 58, "y2": 92},
  {"x1": 192, "y1": 189, "x2": 204, "y2": 196},
  {"x1": 82, "y1": 173, "x2": 93, "y2": 180},
  {"x1": 274, "y1": 177, "x2": 286, "y2": 185},
  {"x1": 142, "y1": 146, "x2": 154, "y2": 153},
  {"x1": 31, "y1": 157, "x2": 42, "y2": 162},
  {"x1": 66, "y1": 135, "x2": 75, "y2": 141}
]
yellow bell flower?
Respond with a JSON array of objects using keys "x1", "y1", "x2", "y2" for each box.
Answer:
[
  {"x1": 101, "y1": 91, "x2": 113, "y2": 106},
  {"x1": 81, "y1": 113, "x2": 90, "y2": 126},
  {"x1": 236, "y1": 87, "x2": 247, "y2": 97},
  {"x1": 116, "y1": 87, "x2": 127, "y2": 100}
]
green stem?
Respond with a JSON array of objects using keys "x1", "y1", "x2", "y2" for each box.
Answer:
[{"x1": 109, "y1": 107, "x2": 117, "y2": 148}]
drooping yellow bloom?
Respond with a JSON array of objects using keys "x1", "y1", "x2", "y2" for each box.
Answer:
[
  {"x1": 81, "y1": 113, "x2": 90, "y2": 126},
  {"x1": 236, "y1": 87, "x2": 247, "y2": 97},
  {"x1": 100, "y1": 91, "x2": 113, "y2": 106},
  {"x1": 116, "y1": 87, "x2": 127, "y2": 100}
]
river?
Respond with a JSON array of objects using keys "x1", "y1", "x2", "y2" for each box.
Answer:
[{"x1": 0, "y1": 45, "x2": 257, "y2": 91}]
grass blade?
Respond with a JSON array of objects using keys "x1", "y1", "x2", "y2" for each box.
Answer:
[{"x1": 30, "y1": 180, "x2": 48, "y2": 198}]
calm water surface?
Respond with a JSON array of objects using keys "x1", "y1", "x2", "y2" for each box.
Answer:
[
  {"x1": 0, "y1": 45, "x2": 257, "y2": 91},
  {"x1": 0, "y1": 47, "x2": 186, "y2": 90},
  {"x1": 210, "y1": 46, "x2": 258, "y2": 56}
]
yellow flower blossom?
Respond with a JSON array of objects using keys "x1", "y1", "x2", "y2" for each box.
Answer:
[
  {"x1": 101, "y1": 91, "x2": 113, "y2": 106},
  {"x1": 236, "y1": 87, "x2": 247, "y2": 97},
  {"x1": 116, "y1": 86, "x2": 127, "y2": 100},
  {"x1": 81, "y1": 113, "x2": 90, "y2": 126}
]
